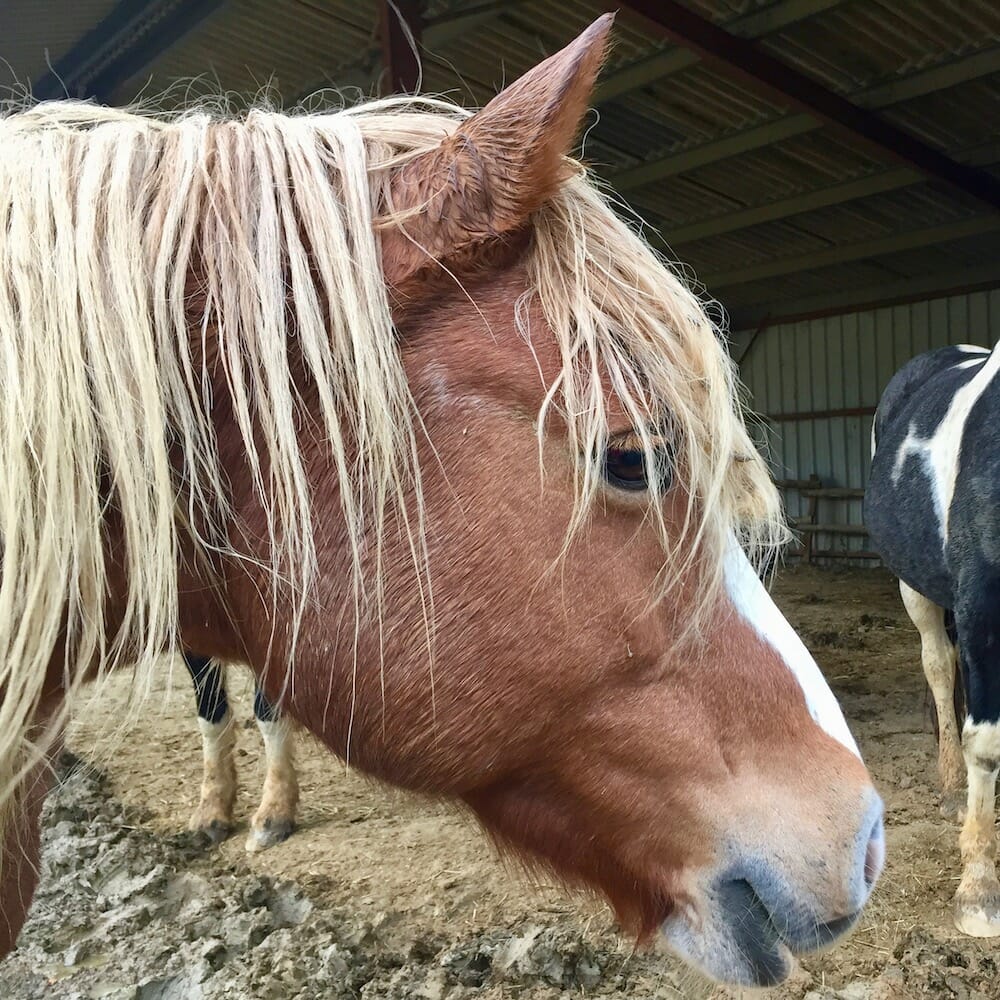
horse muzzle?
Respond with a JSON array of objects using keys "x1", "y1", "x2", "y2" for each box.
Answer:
[{"x1": 661, "y1": 790, "x2": 885, "y2": 986}]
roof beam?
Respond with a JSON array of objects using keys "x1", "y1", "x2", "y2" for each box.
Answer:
[
  {"x1": 610, "y1": 47, "x2": 1000, "y2": 191},
  {"x1": 596, "y1": 0, "x2": 842, "y2": 104},
  {"x1": 728, "y1": 262, "x2": 1000, "y2": 335},
  {"x1": 615, "y1": 2, "x2": 1000, "y2": 211},
  {"x1": 704, "y1": 215, "x2": 1000, "y2": 289},
  {"x1": 424, "y1": 0, "x2": 514, "y2": 44},
  {"x1": 617, "y1": 116, "x2": 814, "y2": 188},
  {"x1": 614, "y1": 43, "x2": 1000, "y2": 189},
  {"x1": 296, "y1": 0, "x2": 514, "y2": 104},
  {"x1": 663, "y1": 139, "x2": 1000, "y2": 245},
  {"x1": 379, "y1": 0, "x2": 427, "y2": 94},
  {"x1": 670, "y1": 170, "x2": 917, "y2": 245},
  {"x1": 33, "y1": 0, "x2": 224, "y2": 103}
]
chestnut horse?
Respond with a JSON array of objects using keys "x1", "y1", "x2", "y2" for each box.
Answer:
[{"x1": 0, "y1": 16, "x2": 883, "y2": 986}]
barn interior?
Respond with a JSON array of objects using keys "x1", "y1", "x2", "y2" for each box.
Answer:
[
  {"x1": 4, "y1": 0, "x2": 1000, "y2": 557},
  {"x1": 1, "y1": 2, "x2": 1000, "y2": 998}
]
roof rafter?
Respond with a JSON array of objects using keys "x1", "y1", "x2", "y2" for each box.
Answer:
[
  {"x1": 662, "y1": 139, "x2": 1000, "y2": 246},
  {"x1": 33, "y1": 0, "x2": 224, "y2": 103},
  {"x1": 703, "y1": 215, "x2": 1000, "y2": 289},
  {"x1": 616, "y1": 1, "x2": 1000, "y2": 212},
  {"x1": 728, "y1": 262, "x2": 1000, "y2": 336},
  {"x1": 596, "y1": 0, "x2": 842, "y2": 104},
  {"x1": 613, "y1": 45, "x2": 1000, "y2": 191}
]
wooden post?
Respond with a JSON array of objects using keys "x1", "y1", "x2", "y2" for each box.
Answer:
[
  {"x1": 379, "y1": 0, "x2": 428, "y2": 94},
  {"x1": 802, "y1": 473, "x2": 822, "y2": 565}
]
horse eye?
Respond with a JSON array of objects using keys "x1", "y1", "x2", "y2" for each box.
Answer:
[{"x1": 604, "y1": 447, "x2": 650, "y2": 491}]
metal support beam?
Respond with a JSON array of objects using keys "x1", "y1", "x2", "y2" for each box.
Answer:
[
  {"x1": 616, "y1": 1, "x2": 1000, "y2": 211},
  {"x1": 617, "y1": 116, "x2": 813, "y2": 189},
  {"x1": 379, "y1": 0, "x2": 428, "y2": 94},
  {"x1": 705, "y1": 215, "x2": 1000, "y2": 289},
  {"x1": 424, "y1": 1, "x2": 514, "y2": 46},
  {"x1": 663, "y1": 139, "x2": 1000, "y2": 246},
  {"x1": 596, "y1": 0, "x2": 842, "y2": 104},
  {"x1": 671, "y1": 171, "x2": 917, "y2": 245},
  {"x1": 727, "y1": 262, "x2": 1000, "y2": 334},
  {"x1": 33, "y1": 0, "x2": 224, "y2": 103},
  {"x1": 614, "y1": 42, "x2": 1000, "y2": 185}
]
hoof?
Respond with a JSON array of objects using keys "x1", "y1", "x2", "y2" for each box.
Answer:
[
  {"x1": 245, "y1": 817, "x2": 295, "y2": 853},
  {"x1": 939, "y1": 790, "x2": 966, "y2": 820},
  {"x1": 189, "y1": 816, "x2": 233, "y2": 845},
  {"x1": 954, "y1": 893, "x2": 1000, "y2": 937}
]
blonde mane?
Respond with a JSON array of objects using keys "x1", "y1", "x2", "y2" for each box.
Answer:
[{"x1": 0, "y1": 95, "x2": 785, "y2": 838}]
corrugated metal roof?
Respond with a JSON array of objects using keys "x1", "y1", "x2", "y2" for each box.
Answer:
[
  {"x1": 762, "y1": 0, "x2": 1000, "y2": 92},
  {"x1": 882, "y1": 77, "x2": 1000, "y2": 149},
  {"x1": 0, "y1": 0, "x2": 122, "y2": 92},
  {"x1": 1, "y1": 0, "x2": 998, "y2": 328},
  {"x1": 633, "y1": 132, "x2": 883, "y2": 226},
  {"x1": 117, "y1": 0, "x2": 378, "y2": 103}
]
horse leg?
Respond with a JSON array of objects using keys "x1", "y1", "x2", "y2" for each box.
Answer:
[
  {"x1": 245, "y1": 683, "x2": 298, "y2": 853},
  {"x1": 952, "y1": 578, "x2": 1000, "y2": 937},
  {"x1": 184, "y1": 653, "x2": 237, "y2": 844},
  {"x1": 0, "y1": 703, "x2": 62, "y2": 957},
  {"x1": 899, "y1": 580, "x2": 965, "y2": 815}
]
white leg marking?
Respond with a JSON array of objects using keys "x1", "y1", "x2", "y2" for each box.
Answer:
[
  {"x1": 189, "y1": 712, "x2": 237, "y2": 839},
  {"x1": 898, "y1": 581, "x2": 964, "y2": 793},
  {"x1": 724, "y1": 540, "x2": 860, "y2": 757},
  {"x1": 956, "y1": 720, "x2": 1000, "y2": 936},
  {"x1": 891, "y1": 345, "x2": 1000, "y2": 541},
  {"x1": 246, "y1": 718, "x2": 299, "y2": 853}
]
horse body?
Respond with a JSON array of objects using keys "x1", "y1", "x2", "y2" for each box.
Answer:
[
  {"x1": 0, "y1": 16, "x2": 883, "y2": 987},
  {"x1": 867, "y1": 342, "x2": 1000, "y2": 936}
]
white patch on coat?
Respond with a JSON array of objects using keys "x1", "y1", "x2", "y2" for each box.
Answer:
[
  {"x1": 891, "y1": 346, "x2": 1000, "y2": 541},
  {"x1": 247, "y1": 716, "x2": 299, "y2": 851},
  {"x1": 724, "y1": 541, "x2": 861, "y2": 757},
  {"x1": 257, "y1": 718, "x2": 294, "y2": 770},
  {"x1": 964, "y1": 719, "x2": 1000, "y2": 773},
  {"x1": 199, "y1": 713, "x2": 234, "y2": 760},
  {"x1": 955, "y1": 720, "x2": 1000, "y2": 936}
]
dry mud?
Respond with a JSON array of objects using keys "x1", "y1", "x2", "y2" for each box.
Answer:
[{"x1": 1, "y1": 566, "x2": 997, "y2": 999}]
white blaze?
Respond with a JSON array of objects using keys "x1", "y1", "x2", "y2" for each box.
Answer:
[{"x1": 724, "y1": 541, "x2": 861, "y2": 757}]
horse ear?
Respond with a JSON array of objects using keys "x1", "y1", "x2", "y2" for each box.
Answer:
[{"x1": 382, "y1": 13, "x2": 614, "y2": 292}]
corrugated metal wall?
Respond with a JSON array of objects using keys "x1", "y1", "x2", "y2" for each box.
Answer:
[{"x1": 738, "y1": 288, "x2": 1000, "y2": 559}]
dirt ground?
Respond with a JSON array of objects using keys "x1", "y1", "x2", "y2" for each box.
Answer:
[{"x1": 1, "y1": 565, "x2": 998, "y2": 999}]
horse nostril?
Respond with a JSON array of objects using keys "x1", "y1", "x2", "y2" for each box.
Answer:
[{"x1": 864, "y1": 816, "x2": 885, "y2": 888}]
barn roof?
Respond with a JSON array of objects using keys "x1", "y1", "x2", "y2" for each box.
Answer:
[{"x1": 3, "y1": 0, "x2": 999, "y2": 335}]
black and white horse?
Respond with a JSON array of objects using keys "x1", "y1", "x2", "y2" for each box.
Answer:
[
  {"x1": 866, "y1": 342, "x2": 1000, "y2": 938},
  {"x1": 182, "y1": 653, "x2": 299, "y2": 852}
]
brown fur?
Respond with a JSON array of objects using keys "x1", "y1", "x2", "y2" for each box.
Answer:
[{"x1": 0, "y1": 18, "x2": 877, "y2": 972}]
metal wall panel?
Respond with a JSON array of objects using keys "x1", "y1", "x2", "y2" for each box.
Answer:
[{"x1": 739, "y1": 288, "x2": 1000, "y2": 559}]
